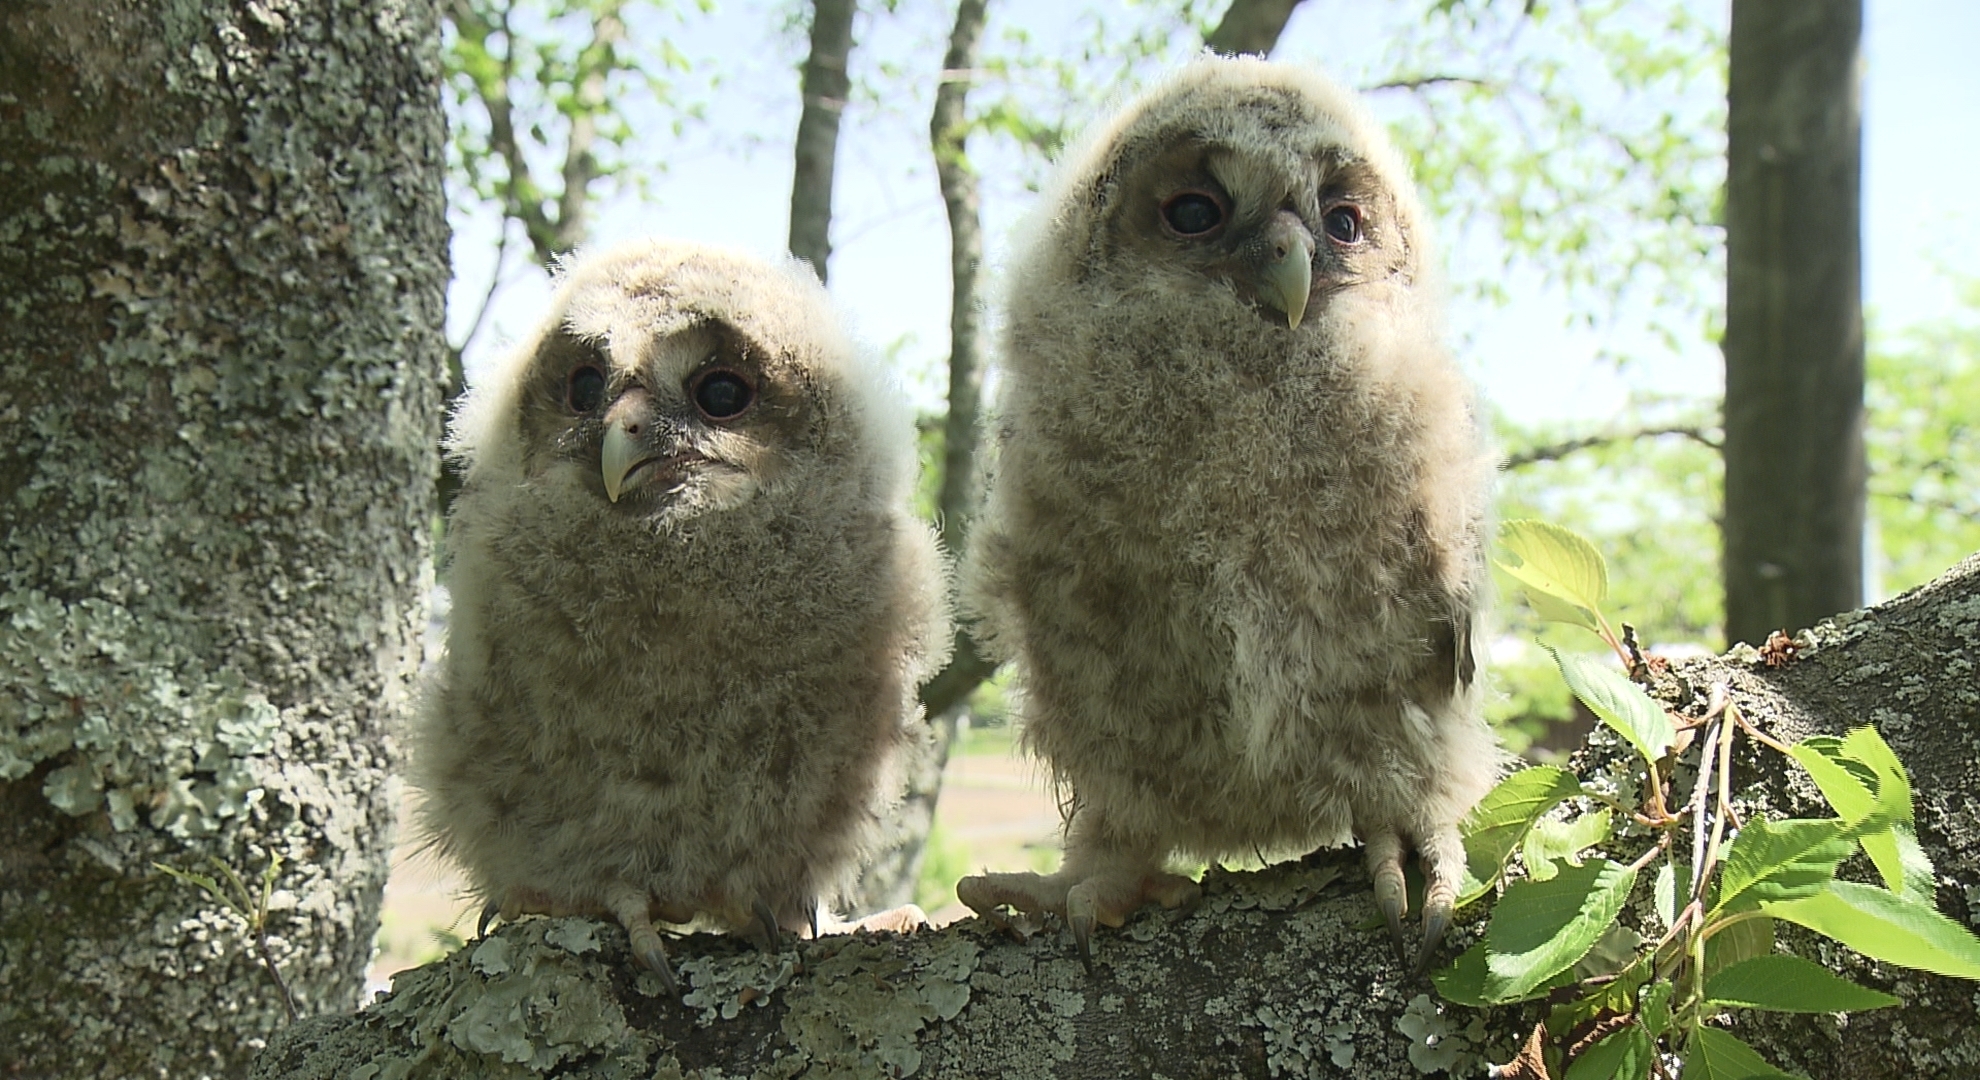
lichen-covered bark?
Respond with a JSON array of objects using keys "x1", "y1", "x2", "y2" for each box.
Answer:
[
  {"x1": 1638, "y1": 551, "x2": 1980, "y2": 1077},
  {"x1": 0, "y1": 1, "x2": 447, "y2": 1077},
  {"x1": 250, "y1": 555, "x2": 1980, "y2": 1078},
  {"x1": 252, "y1": 857, "x2": 1525, "y2": 1079}
]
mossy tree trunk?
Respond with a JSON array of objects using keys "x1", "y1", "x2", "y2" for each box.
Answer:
[{"x1": 0, "y1": 1, "x2": 447, "y2": 1076}]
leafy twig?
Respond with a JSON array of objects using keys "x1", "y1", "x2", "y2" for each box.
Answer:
[{"x1": 154, "y1": 854, "x2": 297, "y2": 1023}]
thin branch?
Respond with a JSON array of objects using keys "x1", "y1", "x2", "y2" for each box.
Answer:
[
  {"x1": 1501, "y1": 425, "x2": 1721, "y2": 470},
  {"x1": 1361, "y1": 74, "x2": 1495, "y2": 93},
  {"x1": 916, "y1": 0, "x2": 996, "y2": 723}
]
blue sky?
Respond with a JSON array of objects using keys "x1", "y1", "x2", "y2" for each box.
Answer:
[{"x1": 448, "y1": 0, "x2": 1979, "y2": 428}]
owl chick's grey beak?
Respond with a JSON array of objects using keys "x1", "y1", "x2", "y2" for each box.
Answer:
[
  {"x1": 1251, "y1": 211, "x2": 1315, "y2": 330},
  {"x1": 600, "y1": 389, "x2": 690, "y2": 503}
]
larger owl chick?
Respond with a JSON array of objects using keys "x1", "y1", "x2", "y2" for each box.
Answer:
[
  {"x1": 415, "y1": 239, "x2": 950, "y2": 992},
  {"x1": 957, "y1": 56, "x2": 1499, "y2": 971}
]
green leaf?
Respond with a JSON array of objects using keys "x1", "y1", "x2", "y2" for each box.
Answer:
[
  {"x1": 1567, "y1": 1024, "x2": 1653, "y2": 1080},
  {"x1": 1682, "y1": 1027, "x2": 1803, "y2": 1079},
  {"x1": 1497, "y1": 519, "x2": 1609, "y2": 633},
  {"x1": 1550, "y1": 648, "x2": 1677, "y2": 763},
  {"x1": 1704, "y1": 954, "x2": 1901, "y2": 1013},
  {"x1": 1457, "y1": 765, "x2": 1585, "y2": 905},
  {"x1": 1789, "y1": 730, "x2": 1934, "y2": 899},
  {"x1": 1433, "y1": 936, "x2": 1577, "y2": 1007},
  {"x1": 1764, "y1": 881, "x2": 1980, "y2": 979},
  {"x1": 1484, "y1": 859, "x2": 1639, "y2": 1001},
  {"x1": 1522, "y1": 809, "x2": 1613, "y2": 882},
  {"x1": 1712, "y1": 818, "x2": 1855, "y2": 914},
  {"x1": 1703, "y1": 916, "x2": 1775, "y2": 979},
  {"x1": 1639, "y1": 981, "x2": 1674, "y2": 1036},
  {"x1": 1653, "y1": 861, "x2": 1682, "y2": 930}
]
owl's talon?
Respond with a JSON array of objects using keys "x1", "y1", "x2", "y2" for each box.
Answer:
[
  {"x1": 477, "y1": 900, "x2": 501, "y2": 939},
  {"x1": 752, "y1": 898, "x2": 784, "y2": 952},
  {"x1": 1415, "y1": 904, "x2": 1453, "y2": 975},
  {"x1": 1069, "y1": 911, "x2": 1096, "y2": 975},
  {"x1": 632, "y1": 930, "x2": 679, "y2": 996}
]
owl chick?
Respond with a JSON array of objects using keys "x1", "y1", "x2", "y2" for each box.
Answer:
[
  {"x1": 957, "y1": 56, "x2": 1498, "y2": 972},
  {"x1": 415, "y1": 239, "x2": 949, "y2": 993}
]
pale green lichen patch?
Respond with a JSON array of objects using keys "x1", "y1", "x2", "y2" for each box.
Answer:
[{"x1": 777, "y1": 930, "x2": 982, "y2": 1078}]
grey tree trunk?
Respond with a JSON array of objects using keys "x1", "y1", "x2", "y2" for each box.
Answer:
[
  {"x1": 788, "y1": 0, "x2": 858, "y2": 283},
  {"x1": 0, "y1": 2, "x2": 448, "y2": 1077},
  {"x1": 1204, "y1": 0, "x2": 1307, "y2": 57},
  {"x1": 245, "y1": 541, "x2": 1980, "y2": 1076},
  {"x1": 1722, "y1": 0, "x2": 1866, "y2": 648}
]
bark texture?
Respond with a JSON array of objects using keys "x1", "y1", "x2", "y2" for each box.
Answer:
[
  {"x1": 0, "y1": 1, "x2": 447, "y2": 1077},
  {"x1": 1722, "y1": 0, "x2": 1866, "y2": 647},
  {"x1": 788, "y1": 0, "x2": 857, "y2": 283},
  {"x1": 249, "y1": 554, "x2": 1980, "y2": 1076}
]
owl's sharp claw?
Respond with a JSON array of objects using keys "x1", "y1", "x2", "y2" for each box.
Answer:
[
  {"x1": 1415, "y1": 903, "x2": 1453, "y2": 975},
  {"x1": 477, "y1": 900, "x2": 500, "y2": 939},
  {"x1": 753, "y1": 898, "x2": 784, "y2": 952},
  {"x1": 1069, "y1": 910, "x2": 1096, "y2": 975},
  {"x1": 606, "y1": 883, "x2": 679, "y2": 998},
  {"x1": 807, "y1": 902, "x2": 820, "y2": 941},
  {"x1": 1367, "y1": 830, "x2": 1410, "y2": 960},
  {"x1": 631, "y1": 929, "x2": 679, "y2": 996}
]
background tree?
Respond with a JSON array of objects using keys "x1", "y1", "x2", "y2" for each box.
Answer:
[
  {"x1": 1721, "y1": 0, "x2": 1866, "y2": 648},
  {"x1": 0, "y1": 1, "x2": 448, "y2": 1076},
  {"x1": 789, "y1": 0, "x2": 859, "y2": 280}
]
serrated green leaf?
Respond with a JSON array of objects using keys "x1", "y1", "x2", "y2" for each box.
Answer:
[
  {"x1": 1523, "y1": 809, "x2": 1612, "y2": 884},
  {"x1": 1654, "y1": 861, "x2": 1681, "y2": 930},
  {"x1": 1550, "y1": 648, "x2": 1676, "y2": 763},
  {"x1": 1712, "y1": 818, "x2": 1855, "y2": 915},
  {"x1": 1497, "y1": 519, "x2": 1608, "y2": 632},
  {"x1": 1683, "y1": 1027, "x2": 1803, "y2": 1079},
  {"x1": 1789, "y1": 731, "x2": 1933, "y2": 899},
  {"x1": 1704, "y1": 916, "x2": 1774, "y2": 979},
  {"x1": 1639, "y1": 980, "x2": 1674, "y2": 1036},
  {"x1": 1567, "y1": 1024, "x2": 1653, "y2": 1080},
  {"x1": 1433, "y1": 936, "x2": 1578, "y2": 1007},
  {"x1": 1704, "y1": 954, "x2": 1901, "y2": 1013},
  {"x1": 1764, "y1": 881, "x2": 1980, "y2": 979},
  {"x1": 1484, "y1": 859, "x2": 1639, "y2": 1001},
  {"x1": 1457, "y1": 765, "x2": 1585, "y2": 905}
]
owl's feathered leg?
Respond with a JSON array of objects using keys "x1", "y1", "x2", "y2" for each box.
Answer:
[
  {"x1": 605, "y1": 882, "x2": 678, "y2": 996},
  {"x1": 1365, "y1": 820, "x2": 1466, "y2": 974}
]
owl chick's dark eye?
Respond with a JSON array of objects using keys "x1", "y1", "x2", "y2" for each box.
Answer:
[
  {"x1": 567, "y1": 365, "x2": 607, "y2": 413},
  {"x1": 1322, "y1": 204, "x2": 1364, "y2": 244},
  {"x1": 1160, "y1": 190, "x2": 1226, "y2": 237},
  {"x1": 691, "y1": 370, "x2": 754, "y2": 421}
]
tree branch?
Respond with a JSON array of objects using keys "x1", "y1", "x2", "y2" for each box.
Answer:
[
  {"x1": 1203, "y1": 0, "x2": 1307, "y2": 57},
  {"x1": 789, "y1": 0, "x2": 858, "y2": 282},
  {"x1": 1500, "y1": 425, "x2": 1721, "y2": 470},
  {"x1": 1361, "y1": 74, "x2": 1494, "y2": 93},
  {"x1": 251, "y1": 554, "x2": 1980, "y2": 1079}
]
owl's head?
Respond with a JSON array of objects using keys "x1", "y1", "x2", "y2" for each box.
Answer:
[
  {"x1": 452, "y1": 241, "x2": 910, "y2": 526},
  {"x1": 1033, "y1": 55, "x2": 1433, "y2": 333}
]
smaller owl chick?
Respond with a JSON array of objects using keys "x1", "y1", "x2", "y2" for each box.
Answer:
[
  {"x1": 957, "y1": 57, "x2": 1499, "y2": 972},
  {"x1": 415, "y1": 239, "x2": 949, "y2": 992}
]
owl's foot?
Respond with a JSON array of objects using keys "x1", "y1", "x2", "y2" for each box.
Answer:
[
  {"x1": 1365, "y1": 825, "x2": 1464, "y2": 974},
  {"x1": 477, "y1": 885, "x2": 575, "y2": 936},
  {"x1": 957, "y1": 868, "x2": 1200, "y2": 972},
  {"x1": 606, "y1": 883, "x2": 679, "y2": 996},
  {"x1": 852, "y1": 903, "x2": 929, "y2": 935}
]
